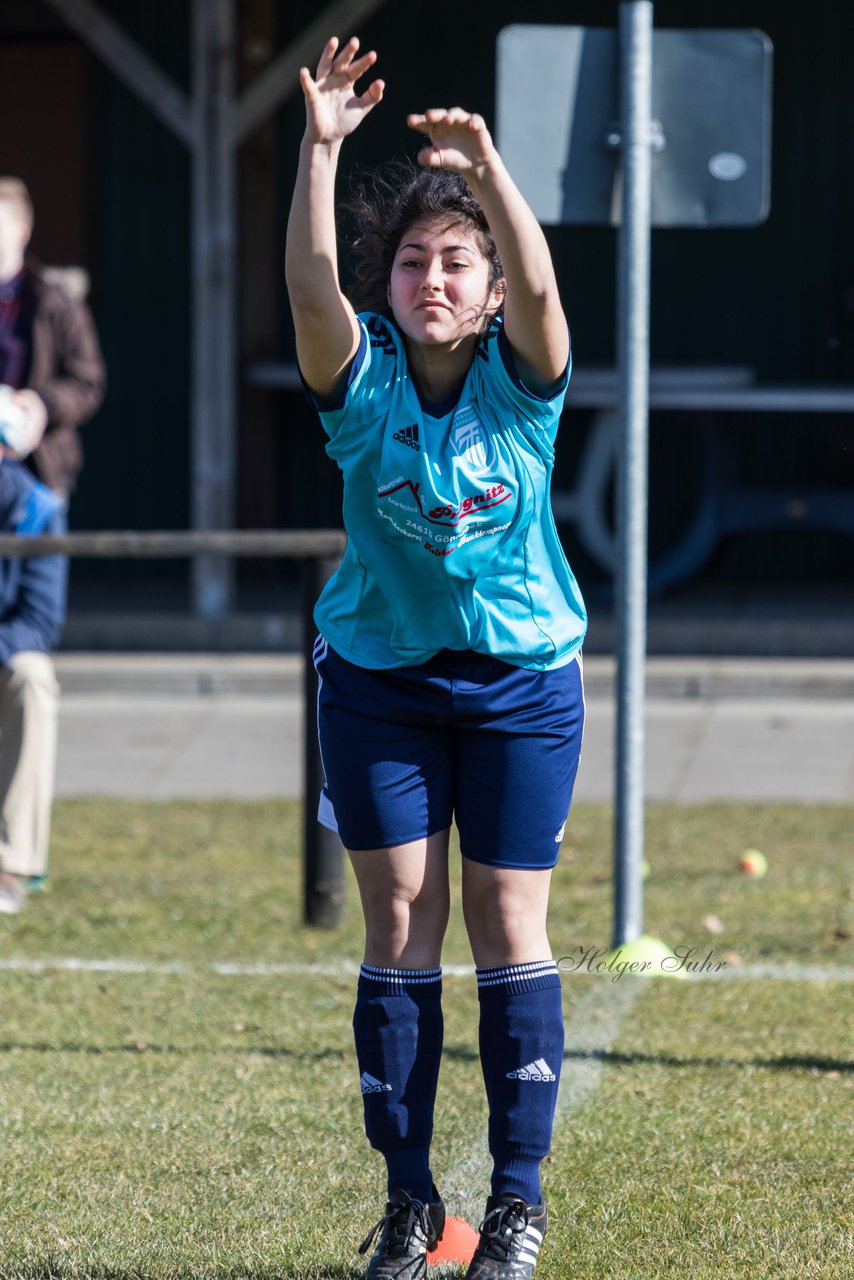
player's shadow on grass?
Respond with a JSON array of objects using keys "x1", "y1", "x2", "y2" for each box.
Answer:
[
  {"x1": 442, "y1": 1042, "x2": 853, "y2": 1073},
  {"x1": 0, "y1": 1040, "x2": 347, "y2": 1060},
  {"x1": 6, "y1": 1039, "x2": 848, "y2": 1078},
  {"x1": 565, "y1": 1047, "x2": 854, "y2": 1073}
]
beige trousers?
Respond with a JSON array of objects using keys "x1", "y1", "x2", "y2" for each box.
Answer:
[{"x1": 0, "y1": 652, "x2": 60, "y2": 878}]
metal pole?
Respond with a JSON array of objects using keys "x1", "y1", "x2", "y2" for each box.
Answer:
[
  {"x1": 301, "y1": 558, "x2": 346, "y2": 927},
  {"x1": 613, "y1": 1, "x2": 653, "y2": 947},
  {"x1": 191, "y1": 0, "x2": 237, "y2": 618}
]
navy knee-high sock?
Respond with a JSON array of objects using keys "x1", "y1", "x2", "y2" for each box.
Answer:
[
  {"x1": 476, "y1": 959, "x2": 564, "y2": 1205},
  {"x1": 353, "y1": 964, "x2": 443, "y2": 1203}
]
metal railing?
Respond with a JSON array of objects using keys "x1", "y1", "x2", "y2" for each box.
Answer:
[{"x1": 0, "y1": 529, "x2": 347, "y2": 928}]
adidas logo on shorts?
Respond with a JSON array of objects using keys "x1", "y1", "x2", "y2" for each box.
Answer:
[{"x1": 393, "y1": 423, "x2": 420, "y2": 451}]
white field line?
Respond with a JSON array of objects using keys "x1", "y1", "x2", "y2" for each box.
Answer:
[
  {"x1": 0, "y1": 956, "x2": 852, "y2": 982},
  {"x1": 1, "y1": 957, "x2": 854, "y2": 983}
]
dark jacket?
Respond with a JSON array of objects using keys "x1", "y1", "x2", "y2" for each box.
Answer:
[
  {"x1": 20, "y1": 266, "x2": 106, "y2": 493},
  {"x1": 0, "y1": 460, "x2": 67, "y2": 664}
]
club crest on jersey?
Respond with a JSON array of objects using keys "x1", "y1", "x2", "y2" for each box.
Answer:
[{"x1": 451, "y1": 405, "x2": 494, "y2": 472}]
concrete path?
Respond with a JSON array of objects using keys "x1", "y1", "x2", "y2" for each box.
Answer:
[{"x1": 52, "y1": 655, "x2": 854, "y2": 804}]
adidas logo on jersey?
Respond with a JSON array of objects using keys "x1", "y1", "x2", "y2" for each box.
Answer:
[
  {"x1": 393, "y1": 423, "x2": 420, "y2": 451},
  {"x1": 360, "y1": 1071, "x2": 393, "y2": 1094},
  {"x1": 506, "y1": 1058, "x2": 556, "y2": 1082}
]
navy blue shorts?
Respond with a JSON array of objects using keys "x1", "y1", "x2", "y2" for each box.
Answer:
[{"x1": 313, "y1": 639, "x2": 585, "y2": 870}]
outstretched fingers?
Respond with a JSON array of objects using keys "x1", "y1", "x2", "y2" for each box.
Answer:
[
  {"x1": 316, "y1": 35, "x2": 340, "y2": 78},
  {"x1": 300, "y1": 36, "x2": 384, "y2": 143},
  {"x1": 314, "y1": 35, "x2": 378, "y2": 86}
]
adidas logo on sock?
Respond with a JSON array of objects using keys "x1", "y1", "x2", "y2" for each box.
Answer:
[
  {"x1": 506, "y1": 1058, "x2": 556, "y2": 1082},
  {"x1": 392, "y1": 423, "x2": 420, "y2": 451},
  {"x1": 359, "y1": 1071, "x2": 393, "y2": 1094}
]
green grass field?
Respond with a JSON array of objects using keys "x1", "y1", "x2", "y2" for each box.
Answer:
[{"x1": 1, "y1": 799, "x2": 851, "y2": 1279}]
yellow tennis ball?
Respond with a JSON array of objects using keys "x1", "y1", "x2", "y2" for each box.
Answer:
[{"x1": 739, "y1": 848, "x2": 767, "y2": 878}]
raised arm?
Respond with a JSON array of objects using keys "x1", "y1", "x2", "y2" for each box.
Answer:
[
  {"x1": 286, "y1": 37, "x2": 384, "y2": 398},
  {"x1": 407, "y1": 109, "x2": 569, "y2": 390}
]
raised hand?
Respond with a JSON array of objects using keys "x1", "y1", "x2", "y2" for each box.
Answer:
[
  {"x1": 300, "y1": 36, "x2": 384, "y2": 145},
  {"x1": 407, "y1": 108, "x2": 498, "y2": 179}
]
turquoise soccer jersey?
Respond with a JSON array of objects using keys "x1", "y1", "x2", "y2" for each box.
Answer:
[{"x1": 309, "y1": 312, "x2": 587, "y2": 670}]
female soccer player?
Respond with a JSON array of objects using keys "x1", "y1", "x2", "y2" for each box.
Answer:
[{"x1": 286, "y1": 35, "x2": 587, "y2": 1280}]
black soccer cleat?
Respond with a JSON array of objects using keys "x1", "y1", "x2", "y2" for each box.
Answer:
[
  {"x1": 359, "y1": 1186, "x2": 446, "y2": 1279},
  {"x1": 464, "y1": 1194, "x2": 548, "y2": 1280}
]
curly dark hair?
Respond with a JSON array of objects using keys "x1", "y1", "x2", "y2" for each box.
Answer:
[{"x1": 342, "y1": 160, "x2": 504, "y2": 319}]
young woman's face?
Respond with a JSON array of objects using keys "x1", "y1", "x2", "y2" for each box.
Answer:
[{"x1": 388, "y1": 220, "x2": 501, "y2": 348}]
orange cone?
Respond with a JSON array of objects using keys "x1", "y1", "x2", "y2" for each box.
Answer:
[{"x1": 427, "y1": 1215, "x2": 480, "y2": 1266}]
